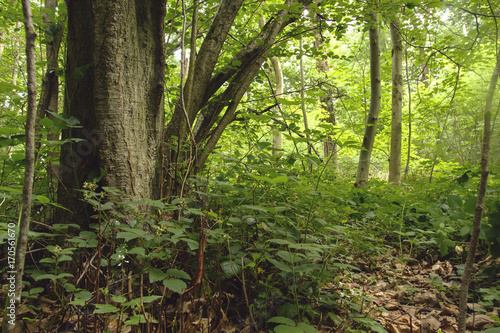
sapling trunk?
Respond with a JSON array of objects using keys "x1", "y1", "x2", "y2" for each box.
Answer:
[
  {"x1": 457, "y1": 41, "x2": 500, "y2": 333},
  {"x1": 2, "y1": 0, "x2": 36, "y2": 332}
]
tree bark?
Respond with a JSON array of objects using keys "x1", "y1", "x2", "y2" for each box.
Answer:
[
  {"x1": 2, "y1": 0, "x2": 36, "y2": 331},
  {"x1": 457, "y1": 41, "x2": 500, "y2": 333},
  {"x1": 56, "y1": 0, "x2": 166, "y2": 228},
  {"x1": 355, "y1": 12, "x2": 381, "y2": 188},
  {"x1": 389, "y1": 19, "x2": 403, "y2": 184},
  {"x1": 259, "y1": 16, "x2": 284, "y2": 155},
  {"x1": 314, "y1": 25, "x2": 339, "y2": 170},
  {"x1": 35, "y1": 0, "x2": 64, "y2": 179}
]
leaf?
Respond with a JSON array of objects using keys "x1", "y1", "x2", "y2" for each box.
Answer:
[
  {"x1": 297, "y1": 322, "x2": 318, "y2": 333},
  {"x1": 149, "y1": 268, "x2": 167, "y2": 283},
  {"x1": 221, "y1": 260, "x2": 241, "y2": 277},
  {"x1": 166, "y1": 268, "x2": 191, "y2": 280},
  {"x1": 163, "y1": 278, "x2": 187, "y2": 294},
  {"x1": 267, "y1": 258, "x2": 291, "y2": 272},
  {"x1": 274, "y1": 325, "x2": 303, "y2": 333},
  {"x1": 241, "y1": 204, "x2": 269, "y2": 212},
  {"x1": 111, "y1": 295, "x2": 127, "y2": 303},
  {"x1": 447, "y1": 195, "x2": 463, "y2": 209},
  {"x1": 93, "y1": 304, "x2": 120, "y2": 314},
  {"x1": 270, "y1": 175, "x2": 288, "y2": 184},
  {"x1": 123, "y1": 295, "x2": 162, "y2": 307},
  {"x1": 34, "y1": 274, "x2": 57, "y2": 281},
  {"x1": 117, "y1": 231, "x2": 139, "y2": 242},
  {"x1": 128, "y1": 247, "x2": 146, "y2": 256},
  {"x1": 268, "y1": 317, "x2": 296, "y2": 326}
]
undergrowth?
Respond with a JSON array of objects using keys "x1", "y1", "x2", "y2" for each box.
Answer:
[{"x1": 1, "y1": 151, "x2": 499, "y2": 332}]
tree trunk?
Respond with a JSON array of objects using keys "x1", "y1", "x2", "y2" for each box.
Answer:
[
  {"x1": 56, "y1": 0, "x2": 166, "y2": 229},
  {"x1": 355, "y1": 12, "x2": 381, "y2": 188},
  {"x1": 314, "y1": 24, "x2": 339, "y2": 170},
  {"x1": 2, "y1": 0, "x2": 36, "y2": 331},
  {"x1": 259, "y1": 16, "x2": 283, "y2": 155},
  {"x1": 163, "y1": 0, "x2": 313, "y2": 194},
  {"x1": 457, "y1": 40, "x2": 500, "y2": 333},
  {"x1": 299, "y1": 38, "x2": 312, "y2": 157},
  {"x1": 389, "y1": 19, "x2": 403, "y2": 184},
  {"x1": 35, "y1": 0, "x2": 63, "y2": 180}
]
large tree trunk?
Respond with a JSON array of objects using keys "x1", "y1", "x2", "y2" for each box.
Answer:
[
  {"x1": 389, "y1": 19, "x2": 403, "y2": 184},
  {"x1": 56, "y1": 0, "x2": 166, "y2": 228},
  {"x1": 355, "y1": 12, "x2": 381, "y2": 188}
]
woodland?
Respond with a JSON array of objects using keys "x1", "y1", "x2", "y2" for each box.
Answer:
[{"x1": 0, "y1": 0, "x2": 500, "y2": 332}]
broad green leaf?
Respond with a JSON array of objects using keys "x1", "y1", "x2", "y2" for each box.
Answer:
[
  {"x1": 447, "y1": 195, "x2": 462, "y2": 209},
  {"x1": 163, "y1": 278, "x2": 187, "y2": 294},
  {"x1": 93, "y1": 304, "x2": 120, "y2": 314},
  {"x1": 116, "y1": 231, "x2": 139, "y2": 242},
  {"x1": 166, "y1": 268, "x2": 191, "y2": 280},
  {"x1": 268, "y1": 317, "x2": 295, "y2": 326},
  {"x1": 297, "y1": 323, "x2": 318, "y2": 333},
  {"x1": 123, "y1": 295, "x2": 162, "y2": 307},
  {"x1": 242, "y1": 204, "x2": 269, "y2": 213},
  {"x1": 221, "y1": 260, "x2": 241, "y2": 277},
  {"x1": 274, "y1": 325, "x2": 302, "y2": 333},
  {"x1": 111, "y1": 295, "x2": 127, "y2": 303},
  {"x1": 149, "y1": 268, "x2": 167, "y2": 283},
  {"x1": 267, "y1": 258, "x2": 291, "y2": 272},
  {"x1": 128, "y1": 247, "x2": 146, "y2": 256}
]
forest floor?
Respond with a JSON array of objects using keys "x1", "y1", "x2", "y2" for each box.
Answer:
[
  {"x1": 2, "y1": 251, "x2": 499, "y2": 332},
  {"x1": 315, "y1": 252, "x2": 500, "y2": 333}
]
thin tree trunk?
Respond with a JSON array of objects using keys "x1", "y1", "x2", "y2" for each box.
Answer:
[
  {"x1": 403, "y1": 46, "x2": 412, "y2": 182},
  {"x1": 35, "y1": 0, "x2": 63, "y2": 180},
  {"x1": 457, "y1": 43, "x2": 500, "y2": 333},
  {"x1": 259, "y1": 16, "x2": 283, "y2": 155},
  {"x1": 355, "y1": 12, "x2": 381, "y2": 188},
  {"x1": 389, "y1": 19, "x2": 403, "y2": 184},
  {"x1": 300, "y1": 38, "x2": 311, "y2": 158},
  {"x1": 314, "y1": 25, "x2": 339, "y2": 170},
  {"x1": 2, "y1": 1, "x2": 36, "y2": 331}
]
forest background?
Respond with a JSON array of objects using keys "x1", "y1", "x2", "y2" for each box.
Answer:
[{"x1": 0, "y1": 0, "x2": 500, "y2": 332}]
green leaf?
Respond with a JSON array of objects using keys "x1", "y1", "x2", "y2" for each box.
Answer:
[
  {"x1": 297, "y1": 323, "x2": 318, "y2": 333},
  {"x1": 163, "y1": 279, "x2": 187, "y2": 294},
  {"x1": 34, "y1": 274, "x2": 57, "y2": 281},
  {"x1": 29, "y1": 287, "x2": 44, "y2": 295},
  {"x1": 274, "y1": 325, "x2": 302, "y2": 333},
  {"x1": 267, "y1": 258, "x2": 291, "y2": 272},
  {"x1": 93, "y1": 304, "x2": 120, "y2": 314},
  {"x1": 268, "y1": 317, "x2": 296, "y2": 326},
  {"x1": 242, "y1": 204, "x2": 269, "y2": 212},
  {"x1": 232, "y1": 60, "x2": 242, "y2": 67},
  {"x1": 149, "y1": 268, "x2": 167, "y2": 283},
  {"x1": 128, "y1": 247, "x2": 146, "y2": 256},
  {"x1": 111, "y1": 295, "x2": 127, "y2": 303},
  {"x1": 166, "y1": 268, "x2": 191, "y2": 280},
  {"x1": 270, "y1": 175, "x2": 288, "y2": 184},
  {"x1": 123, "y1": 295, "x2": 162, "y2": 307},
  {"x1": 447, "y1": 195, "x2": 463, "y2": 209},
  {"x1": 221, "y1": 260, "x2": 241, "y2": 277},
  {"x1": 116, "y1": 231, "x2": 139, "y2": 242}
]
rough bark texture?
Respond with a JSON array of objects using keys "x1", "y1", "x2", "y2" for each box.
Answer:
[
  {"x1": 2, "y1": 1, "x2": 36, "y2": 331},
  {"x1": 457, "y1": 45, "x2": 499, "y2": 333},
  {"x1": 56, "y1": 0, "x2": 166, "y2": 228},
  {"x1": 355, "y1": 12, "x2": 381, "y2": 188},
  {"x1": 389, "y1": 19, "x2": 402, "y2": 184}
]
